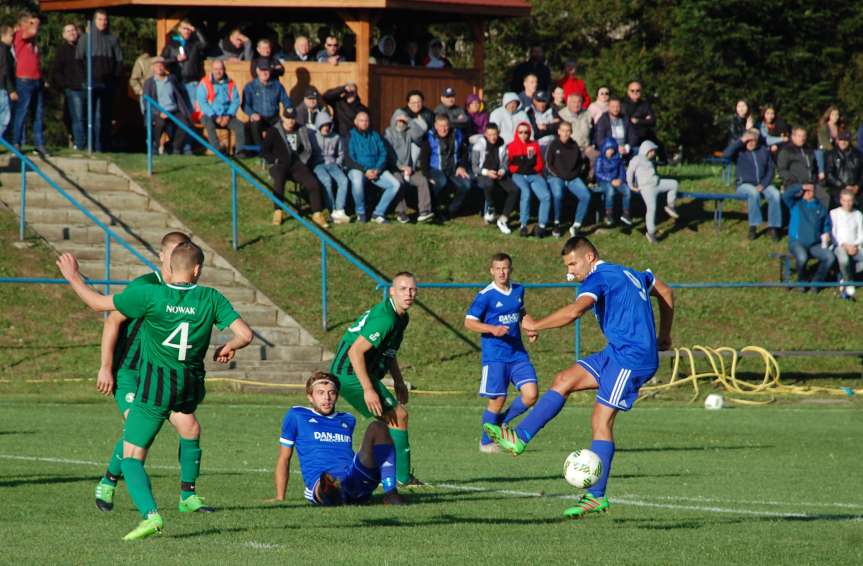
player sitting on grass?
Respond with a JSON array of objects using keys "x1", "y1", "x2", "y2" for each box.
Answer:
[
  {"x1": 484, "y1": 236, "x2": 674, "y2": 519},
  {"x1": 56, "y1": 242, "x2": 254, "y2": 540},
  {"x1": 273, "y1": 372, "x2": 404, "y2": 505},
  {"x1": 464, "y1": 252, "x2": 538, "y2": 453}
]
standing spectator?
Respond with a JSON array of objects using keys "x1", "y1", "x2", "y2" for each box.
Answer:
[
  {"x1": 465, "y1": 93, "x2": 489, "y2": 142},
  {"x1": 310, "y1": 112, "x2": 348, "y2": 219},
  {"x1": 195, "y1": 59, "x2": 246, "y2": 155},
  {"x1": 778, "y1": 128, "x2": 822, "y2": 204},
  {"x1": 595, "y1": 138, "x2": 632, "y2": 228},
  {"x1": 218, "y1": 28, "x2": 252, "y2": 61},
  {"x1": 817, "y1": 105, "x2": 843, "y2": 152},
  {"x1": 824, "y1": 131, "x2": 862, "y2": 207},
  {"x1": 507, "y1": 122, "x2": 550, "y2": 238},
  {"x1": 722, "y1": 130, "x2": 782, "y2": 241},
  {"x1": 510, "y1": 46, "x2": 551, "y2": 93},
  {"x1": 621, "y1": 81, "x2": 658, "y2": 155},
  {"x1": 626, "y1": 140, "x2": 679, "y2": 244},
  {"x1": 11, "y1": 13, "x2": 47, "y2": 155},
  {"x1": 551, "y1": 87, "x2": 566, "y2": 112},
  {"x1": 242, "y1": 60, "x2": 291, "y2": 147},
  {"x1": 51, "y1": 23, "x2": 86, "y2": 150},
  {"x1": 261, "y1": 108, "x2": 328, "y2": 228},
  {"x1": 831, "y1": 188, "x2": 863, "y2": 298},
  {"x1": 143, "y1": 57, "x2": 192, "y2": 154},
  {"x1": 489, "y1": 92, "x2": 528, "y2": 145},
  {"x1": 594, "y1": 98, "x2": 635, "y2": 158},
  {"x1": 282, "y1": 35, "x2": 312, "y2": 62},
  {"x1": 419, "y1": 114, "x2": 471, "y2": 219},
  {"x1": 556, "y1": 60, "x2": 590, "y2": 109},
  {"x1": 0, "y1": 25, "x2": 16, "y2": 140},
  {"x1": 161, "y1": 19, "x2": 206, "y2": 113},
  {"x1": 295, "y1": 87, "x2": 321, "y2": 130},
  {"x1": 129, "y1": 38, "x2": 156, "y2": 114},
  {"x1": 517, "y1": 73, "x2": 539, "y2": 110},
  {"x1": 525, "y1": 90, "x2": 559, "y2": 147},
  {"x1": 385, "y1": 109, "x2": 433, "y2": 224},
  {"x1": 249, "y1": 38, "x2": 284, "y2": 79},
  {"x1": 317, "y1": 35, "x2": 344, "y2": 65},
  {"x1": 545, "y1": 121, "x2": 590, "y2": 238},
  {"x1": 728, "y1": 100, "x2": 754, "y2": 145},
  {"x1": 372, "y1": 35, "x2": 397, "y2": 65},
  {"x1": 472, "y1": 122, "x2": 518, "y2": 234},
  {"x1": 757, "y1": 105, "x2": 790, "y2": 157},
  {"x1": 783, "y1": 183, "x2": 834, "y2": 292},
  {"x1": 399, "y1": 41, "x2": 421, "y2": 67},
  {"x1": 77, "y1": 10, "x2": 123, "y2": 152},
  {"x1": 400, "y1": 90, "x2": 435, "y2": 133},
  {"x1": 587, "y1": 86, "x2": 610, "y2": 124},
  {"x1": 558, "y1": 93, "x2": 598, "y2": 177},
  {"x1": 344, "y1": 111, "x2": 402, "y2": 223},
  {"x1": 322, "y1": 82, "x2": 368, "y2": 138},
  {"x1": 424, "y1": 39, "x2": 452, "y2": 69},
  {"x1": 434, "y1": 87, "x2": 470, "y2": 132}
]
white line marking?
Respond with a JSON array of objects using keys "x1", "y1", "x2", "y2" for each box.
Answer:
[{"x1": 0, "y1": 454, "x2": 270, "y2": 474}]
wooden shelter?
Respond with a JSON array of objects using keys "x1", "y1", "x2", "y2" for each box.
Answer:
[{"x1": 40, "y1": 0, "x2": 531, "y2": 128}]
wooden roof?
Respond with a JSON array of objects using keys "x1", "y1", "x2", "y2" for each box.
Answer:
[{"x1": 40, "y1": 0, "x2": 531, "y2": 17}]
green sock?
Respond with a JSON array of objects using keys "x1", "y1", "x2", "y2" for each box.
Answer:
[
  {"x1": 388, "y1": 427, "x2": 411, "y2": 484},
  {"x1": 120, "y1": 457, "x2": 157, "y2": 518},
  {"x1": 179, "y1": 437, "x2": 202, "y2": 499},
  {"x1": 101, "y1": 438, "x2": 124, "y2": 486}
]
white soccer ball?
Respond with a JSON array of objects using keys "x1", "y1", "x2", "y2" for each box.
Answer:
[
  {"x1": 704, "y1": 393, "x2": 724, "y2": 410},
  {"x1": 563, "y1": 449, "x2": 602, "y2": 489}
]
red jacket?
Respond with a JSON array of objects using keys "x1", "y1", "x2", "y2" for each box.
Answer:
[
  {"x1": 507, "y1": 121, "x2": 543, "y2": 175},
  {"x1": 557, "y1": 75, "x2": 590, "y2": 109},
  {"x1": 13, "y1": 30, "x2": 41, "y2": 79}
]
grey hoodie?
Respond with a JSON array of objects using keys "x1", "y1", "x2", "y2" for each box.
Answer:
[
  {"x1": 310, "y1": 112, "x2": 343, "y2": 166},
  {"x1": 489, "y1": 92, "x2": 528, "y2": 144},
  {"x1": 385, "y1": 108, "x2": 425, "y2": 168},
  {"x1": 626, "y1": 140, "x2": 659, "y2": 191}
]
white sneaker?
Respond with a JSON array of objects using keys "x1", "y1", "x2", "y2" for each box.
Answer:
[
  {"x1": 484, "y1": 210, "x2": 497, "y2": 224},
  {"x1": 569, "y1": 222, "x2": 582, "y2": 237},
  {"x1": 664, "y1": 205, "x2": 680, "y2": 219},
  {"x1": 417, "y1": 212, "x2": 435, "y2": 223},
  {"x1": 479, "y1": 441, "x2": 501, "y2": 454},
  {"x1": 496, "y1": 216, "x2": 511, "y2": 235},
  {"x1": 847, "y1": 284, "x2": 856, "y2": 297},
  {"x1": 331, "y1": 209, "x2": 351, "y2": 224}
]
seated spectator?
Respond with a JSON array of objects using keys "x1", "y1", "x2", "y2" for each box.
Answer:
[
  {"x1": 728, "y1": 100, "x2": 754, "y2": 146},
  {"x1": 778, "y1": 127, "x2": 823, "y2": 204},
  {"x1": 419, "y1": 114, "x2": 471, "y2": 219},
  {"x1": 242, "y1": 60, "x2": 292, "y2": 147},
  {"x1": 472, "y1": 122, "x2": 518, "y2": 234},
  {"x1": 400, "y1": 41, "x2": 421, "y2": 67},
  {"x1": 626, "y1": 140, "x2": 679, "y2": 244},
  {"x1": 722, "y1": 129, "x2": 782, "y2": 241},
  {"x1": 587, "y1": 86, "x2": 610, "y2": 124},
  {"x1": 465, "y1": 93, "x2": 489, "y2": 142},
  {"x1": 558, "y1": 93, "x2": 598, "y2": 177},
  {"x1": 261, "y1": 108, "x2": 329, "y2": 228},
  {"x1": 129, "y1": 38, "x2": 156, "y2": 115},
  {"x1": 621, "y1": 81, "x2": 658, "y2": 154},
  {"x1": 831, "y1": 188, "x2": 863, "y2": 298},
  {"x1": 218, "y1": 28, "x2": 252, "y2": 61},
  {"x1": 489, "y1": 92, "x2": 528, "y2": 145},
  {"x1": 195, "y1": 59, "x2": 246, "y2": 156},
  {"x1": 510, "y1": 45, "x2": 551, "y2": 93},
  {"x1": 322, "y1": 82, "x2": 368, "y2": 138},
  {"x1": 385, "y1": 109, "x2": 433, "y2": 223},
  {"x1": 51, "y1": 22, "x2": 86, "y2": 150},
  {"x1": 161, "y1": 19, "x2": 207, "y2": 110},
  {"x1": 594, "y1": 97, "x2": 635, "y2": 158},
  {"x1": 518, "y1": 73, "x2": 538, "y2": 110},
  {"x1": 0, "y1": 25, "x2": 16, "y2": 141},
  {"x1": 434, "y1": 87, "x2": 470, "y2": 133},
  {"x1": 757, "y1": 105, "x2": 789, "y2": 157},
  {"x1": 817, "y1": 105, "x2": 843, "y2": 152},
  {"x1": 595, "y1": 137, "x2": 632, "y2": 228},
  {"x1": 556, "y1": 60, "x2": 590, "y2": 109},
  {"x1": 310, "y1": 112, "x2": 348, "y2": 219},
  {"x1": 551, "y1": 87, "x2": 566, "y2": 112},
  {"x1": 825, "y1": 130, "x2": 862, "y2": 207},
  {"x1": 343, "y1": 111, "x2": 402, "y2": 223},
  {"x1": 143, "y1": 57, "x2": 192, "y2": 154},
  {"x1": 783, "y1": 183, "x2": 834, "y2": 292},
  {"x1": 250, "y1": 38, "x2": 285, "y2": 79},
  {"x1": 317, "y1": 35, "x2": 344, "y2": 65},
  {"x1": 507, "y1": 122, "x2": 550, "y2": 238},
  {"x1": 282, "y1": 35, "x2": 312, "y2": 62},
  {"x1": 372, "y1": 35, "x2": 397, "y2": 65},
  {"x1": 296, "y1": 87, "x2": 321, "y2": 130},
  {"x1": 545, "y1": 121, "x2": 590, "y2": 238},
  {"x1": 525, "y1": 91, "x2": 559, "y2": 147},
  {"x1": 424, "y1": 39, "x2": 452, "y2": 69},
  {"x1": 401, "y1": 90, "x2": 435, "y2": 132}
]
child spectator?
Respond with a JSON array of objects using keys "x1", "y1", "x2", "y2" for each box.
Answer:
[
  {"x1": 310, "y1": 112, "x2": 348, "y2": 217},
  {"x1": 595, "y1": 138, "x2": 632, "y2": 228},
  {"x1": 465, "y1": 93, "x2": 489, "y2": 143}
]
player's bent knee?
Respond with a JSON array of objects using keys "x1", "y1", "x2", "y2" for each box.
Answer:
[{"x1": 366, "y1": 420, "x2": 391, "y2": 443}]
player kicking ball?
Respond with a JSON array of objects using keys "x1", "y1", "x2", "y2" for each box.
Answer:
[
  {"x1": 273, "y1": 372, "x2": 404, "y2": 505},
  {"x1": 57, "y1": 242, "x2": 254, "y2": 540},
  {"x1": 464, "y1": 253, "x2": 538, "y2": 453},
  {"x1": 484, "y1": 236, "x2": 674, "y2": 519}
]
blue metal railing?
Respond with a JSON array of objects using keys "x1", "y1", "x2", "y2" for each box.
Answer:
[{"x1": 143, "y1": 95, "x2": 388, "y2": 331}]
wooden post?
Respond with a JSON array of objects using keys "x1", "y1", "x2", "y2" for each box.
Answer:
[
  {"x1": 470, "y1": 18, "x2": 486, "y2": 99},
  {"x1": 340, "y1": 11, "x2": 371, "y2": 108},
  {"x1": 156, "y1": 9, "x2": 180, "y2": 55}
]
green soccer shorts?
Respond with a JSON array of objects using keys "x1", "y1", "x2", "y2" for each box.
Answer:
[
  {"x1": 123, "y1": 377, "x2": 205, "y2": 448},
  {"x1": 336, "y1": 373, "x2": 398, "y2": 418},
  {"x1": 114, "y1": 368, "x2": 140, "y2": 414}
]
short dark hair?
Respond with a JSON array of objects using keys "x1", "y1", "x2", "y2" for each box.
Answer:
[
  {"x1": 94, "y1": 9, "x2": 108, "y2": 18},
  {"x1": 608, "y1": 96, "x2": 622, "y2": 104},
  {"x1": 434, "y1": 114, "x2": 450, "y2": 124},
  {"x1": 406, "y1": 90, "x2": 425, "y2": 102},
  {"x1": 170, "y1": 241, "x2": 205, "y2": 272},
  {"x1": 485, "y1": 122, "x2": 499, "y2": 132},
  {"x1": 490, "y1": 252, "x2": 512, "y2": 266},
  {"x1": 305, "y1": 371, "x2": 341, "y2": 395},
  {"x1": 561, "y1": 236, "x2": 598, "y2": 258},
  {"x1": 393, "y1": 271, "x2": 416, "y2": 282}
]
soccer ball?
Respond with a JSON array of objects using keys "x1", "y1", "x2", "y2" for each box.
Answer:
[
  {"x1": 563, "y1": 449, "x2": 602, "y2": 489},
  {"x1": 704, "y1": 393, "x2": 724, "y2": 410}
]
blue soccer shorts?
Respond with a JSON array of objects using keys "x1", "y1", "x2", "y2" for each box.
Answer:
[
  {"x1": 309, "y1": 454, "x2": 380, "y2": 505},
  {"x1": 577, "y1": 347, "x2": 656, "y2": 411},
  {"x1": 479, "y1": 360, "x2": 538, "y2": 398}
]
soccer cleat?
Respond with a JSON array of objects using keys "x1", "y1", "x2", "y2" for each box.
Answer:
[
  {"x1": 122, "y1": 513, "x2": 163, "y2": 541},
  {"x1": 399, "y1": 474, "x2": 428, "y2": 488},
  {"x1": 483, "y1": 423, "x2": 526, "y2": 456},
  {"x1": 382, "y1": 491, "x2": 406, "y2": 505},
  {"x1": 95, "y1": 482, "x2": 115, "y2": 512},
  {"x1": 563, "y1": 493, "x2": 609, "y2": 519},
  {"x1": 479, "y1": 441, "x2": 501, "y2": 454},
  {"x1": 178, "y1": 494, "x2": 216, "y2": 513}
]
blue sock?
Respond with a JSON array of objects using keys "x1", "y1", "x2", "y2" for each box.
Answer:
[
  {"x1": 515, "y1": 390, "x2": 566, "y2": 443},
  {"x1": 587, "y1": 440, "x2": 615, "y2": 498},
  {"x1": 501, "y1": 396, "x2": 530, "y2": 426},
  {"x1": 481, "y1": 409, "x2": 503, "y2": 445},
  {"x1": 372, "y1": 443, "x2": 397, "y2": 493}
]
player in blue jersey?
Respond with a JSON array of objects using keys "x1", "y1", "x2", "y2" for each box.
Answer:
[
  {"x1": 465, "y1": 253, "x2": 538, "y2": 453},
  {"x1": 273, "y1": 372, "x2": 405, "y2": 506},
  {"x1": 484, "y1": 236, "x2": 674, "y2": 518}
]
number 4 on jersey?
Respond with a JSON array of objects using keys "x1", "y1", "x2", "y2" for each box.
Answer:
[{"x1": 162, "y1": 322, "x2": 192, "y2": 361}]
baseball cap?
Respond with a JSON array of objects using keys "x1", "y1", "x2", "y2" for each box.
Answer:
[
  {"x1": 151, "y1": 56, "x2": 166, "y2": 65},
  {"x1": 442, "y1": 87, "x2": 456, "y2": 98},
  {"x1": 282, "y1": 107, "x2": 297, "y2": 119},
  {"x1": 256, "y1": 59, "x2": 272, "y2": 71},
  {"x1": 533, "y1": 91, "x2": 549, "y2": 103},
  {"x1": 304, "y1": 87, "x2": 319, "y2": 99},
  {"x1": 838, "y1": 130, "x2": 852, "y2": 141}
]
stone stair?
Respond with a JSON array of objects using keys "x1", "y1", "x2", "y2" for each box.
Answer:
[{"x1": 0, "y1": 154, "x2": 331, "y2": 386}]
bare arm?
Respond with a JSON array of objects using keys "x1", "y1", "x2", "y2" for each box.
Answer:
[
  {"x1": 650, "y1": 277, "x2": 675, "y2": 350},
  {"x1": 273, "y1": 445, "x2": 293, "y2": 501},
  {"x1": 347, "y1": 337, "x2": 383, "y2": 416},
  {"x1": 213, "y1": 318, "x2": 254, "y2": 363},
  {"x1": 97, "y1": 310, "x2": 128, "y2": 396},
  {"x1": 523, "y1": 295, "x2": 596, "y2": 332},
  {"x1": 56, "y1": 253, "x2": 116, "y2": 312}
]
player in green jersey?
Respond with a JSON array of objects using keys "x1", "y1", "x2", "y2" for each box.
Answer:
[
  {"x1": 329, "y1": 272, "x2": 420, "y2": 486},
  {"x1": 57, "y1": 242, "x2": 254, "y2": 540}
]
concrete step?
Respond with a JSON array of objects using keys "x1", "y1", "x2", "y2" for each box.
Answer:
[
  {"x1": 50, "y1": 240, "x2": 157, "y2": 264},
  {"x1": 76, "y1": 259, "x2": 238, "y2": 286},
  {"x1": 18, "y1": 205, "x2": 171, "y2": 229},
  {"x1": 30, "y1": 222, "x2": 178, "y2": 246},
  {"x1": 213, "y1": 325, "x2": 301, "y2": 345},
  {"x1": 0, "y1": 187, "x2": 151, "y2": 211},
  {"x1": 226, "y1": 304, "x2": 278, "y2": 327},
  {"x1": 0, "y1": 171, "x2": 131, "y2": 192}
]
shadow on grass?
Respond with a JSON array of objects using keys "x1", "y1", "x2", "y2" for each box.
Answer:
[
  {"x1": 4, "y1": 343, "x2": 99, "y2": 370},
  {"x1": 356, "y1": 515, "x2": 561, "y2": 528},
  {"x1": 168, "y1": 527, "x2": 250, "y2": 539},
  {"x1": 0, "y1": 430, "x2": 36, "y2": 436},
  {"x1": 0, "y1": 474, "x2": 95, "y2": 488},
  {"x1": 618, "y1": 444, "x2": 772, "y2": 453}
]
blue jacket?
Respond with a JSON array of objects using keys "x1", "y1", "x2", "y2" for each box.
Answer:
[
  {"x1": 723, "y1": 139, "x2": 774, "y2": 187},
  {"x1": 595, "y1": 138, "x2": 626, "y2": 184},
  {"x1": 783, "y1": 186, "x2": 831, "y2": 247},
  {"x1": 345, "y1": 128, "x2": 387, "y2": 172},
  {"x1": 241, "y1": 79, "x2": 291, "y2": 119},
  {"x1": 196, "y1": 74, "x2": 240, "y2": 117}
]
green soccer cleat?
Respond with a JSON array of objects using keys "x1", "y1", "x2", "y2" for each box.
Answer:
[
  {"x1": 122, "y1": 513, "x2": 163, "y2": 541},
  {"x1": 563, "y1": 493, "x2": 609, "y2": 519},
  {"x1": 95, "y1": 482, "x2": 115, "y2": 512},
  {"x1": 483, "y1": 423, "x2": 526, "y2": 456},
  {"x1": 178, "y1": 494, "x2": 216, "y2": 513}
]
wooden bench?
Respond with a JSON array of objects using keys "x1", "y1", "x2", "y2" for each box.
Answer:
[{"x1": 678, "y1": 191, "x2": 747, "y2": 231}]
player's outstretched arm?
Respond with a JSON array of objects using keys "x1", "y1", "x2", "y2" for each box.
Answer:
[
  {"x1": 273, "y1": 445, "x2": 293, "y2": 501},
  {"x1": 97, "y1": 311, "x2": 128, "y2": 396},
  {"x1": 650, "y1": 277, "x2": 675, "y2": 350},
  {"x1": 56, "y1": 253, "x2": 116, "y2": 312},
  {"x1": 213, "y1": 318, "x2": 254, "y2": 363},
  {"x1": 464, "y1": 317, "x2": 509, "y2": 337},
  {"x1": 347, "y1": 337, "x2": 383, "y2": 417},
  {"x1": 525, "y1": 295, "x2": 596, "y2": 332}
]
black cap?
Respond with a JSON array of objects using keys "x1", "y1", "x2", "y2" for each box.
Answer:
[
  {"x1": 304, "y1": 87, "x2": 319, "y2": 99},
  {"x1": 838, "y1": 130, "x2": 852, "y2": 141},
  {"x1": 282, "y1": 107, "x2": 297, "y2": 119},
  {"x1": 256, "y1": 59, "x2": 272, "y2": 71},
  {"x1": 533, "y1": 90, "x2": 549, "y2": 103},
  {"x1": 442, "y1": 87, "x2": 456, "y2": 98}
]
